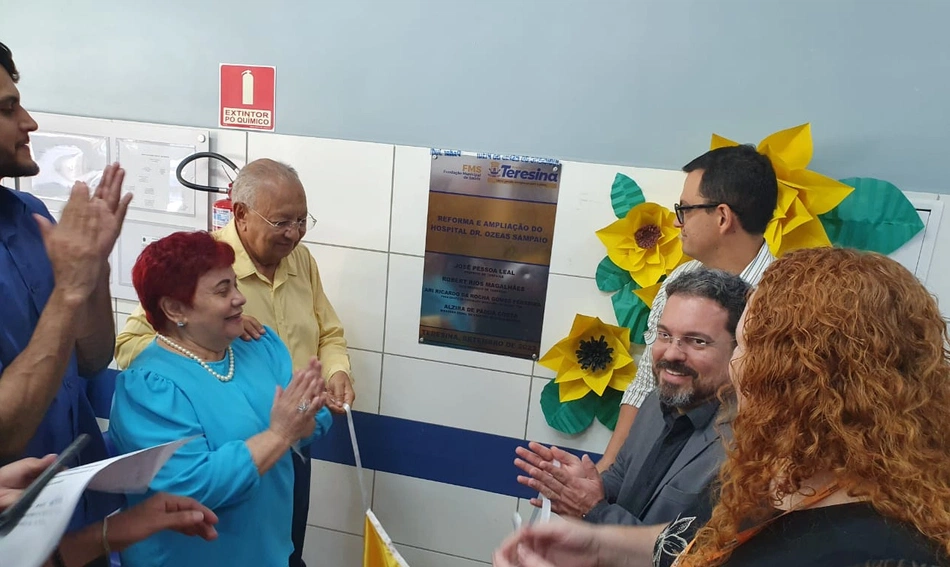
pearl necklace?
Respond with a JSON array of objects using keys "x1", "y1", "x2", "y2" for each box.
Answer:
[{"x1": 156, "y1": 334, "x2": 235, "y2": 382}]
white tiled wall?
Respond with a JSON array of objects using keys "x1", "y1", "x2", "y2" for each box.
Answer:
[
  {"x1": 98, "y1": 125, "x2": 950, "y2": 565},
  {"x1": 379, "y1": 354, "x2": 531, "y2": 439},
  {"x1": 247, "y1": 132, "x2": 395, "y2": 252},
  {"x1": 302, "y1": 526, "x2": 364, "y2": 567},
  {"x1": 373, "y1": 472, "x2": 516, "y2": 562},
  {"x1": 303, "y1": 242, "x2": 389, "y2": 352}
]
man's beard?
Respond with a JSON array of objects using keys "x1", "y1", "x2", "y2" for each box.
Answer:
[
  {"x1": 654, "y1": 359, "x2": 701, "y2": 408},
  {"x1": 0, "y1": 155, "x2": 39, "y2": 179}
]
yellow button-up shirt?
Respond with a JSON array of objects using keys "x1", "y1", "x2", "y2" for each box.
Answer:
[{"x1": 114, "y1": 220, "x2": 351, "y2": 379}]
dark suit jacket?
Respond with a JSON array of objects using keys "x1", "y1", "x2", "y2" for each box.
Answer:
[{"x1": 584, "y1": 391, "x2": 730, "y2": 525}]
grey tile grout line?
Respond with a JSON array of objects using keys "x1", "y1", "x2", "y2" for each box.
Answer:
[
  {"x1": 370, "y1": 350, "x2": 535, "y2": 378},
  {"x1": 370, "y1": 145, "x2": 398, "y2": 510},
  {"x1": 303, "y1": 523, "x2": 489, "y2": 565},
  {"x1": 522, "y1": 367, "x2": 535, "y2": 441},
  {"x1": 393, "y1": 540, "x2": 490, "y2": 565}
]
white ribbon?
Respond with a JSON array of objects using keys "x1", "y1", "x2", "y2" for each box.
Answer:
[{"x1": 343, "y1": 403, "x2": 370, "y2": 513}]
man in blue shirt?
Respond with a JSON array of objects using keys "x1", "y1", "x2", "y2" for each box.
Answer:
[{"x1": 0, "y1": 41, "x2": 131, "y2": 533}]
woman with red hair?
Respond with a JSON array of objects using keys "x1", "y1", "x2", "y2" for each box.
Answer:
[
  {"x1": 108, "y1": 231, "x2": 332, "y2": 567},
  {"x1": 494, "y1": 247, "x2": 950, "y2": 567},
  {"x1": 674, "y1": 247, "x2": 950, "y2": 566}
]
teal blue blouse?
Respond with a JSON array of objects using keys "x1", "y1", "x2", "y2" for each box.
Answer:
[{"x1": 109, "y1": 327, "x2": 332, "y2": 567}]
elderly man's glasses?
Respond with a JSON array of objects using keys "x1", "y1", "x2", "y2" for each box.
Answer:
[
  {"x1": 249, "y1": 207, "x2": 317, "y2": 232},
  {"x1": 673, "y1": 202, "x2": 722, "y2": 224}
]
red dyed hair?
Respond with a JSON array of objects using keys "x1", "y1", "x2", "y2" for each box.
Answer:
[{"x1": 131, "y1": 231, "x2": 236, "y2": 331}]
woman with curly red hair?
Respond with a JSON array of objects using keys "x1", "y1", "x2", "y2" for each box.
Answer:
[
  {"x1": 493, "y1": 247, "x2": 950, "y2": 567},
  {"x1": 676, "y1": 246, "x2": 950, "y2": 565}
]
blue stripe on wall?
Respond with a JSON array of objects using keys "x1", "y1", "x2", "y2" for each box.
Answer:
[
  {"x1": 89, "y1": 368, "x2": 603, "y2": 499},
  {"x1": 312, "y1": 411, "x2": 601, "y2": 500}
]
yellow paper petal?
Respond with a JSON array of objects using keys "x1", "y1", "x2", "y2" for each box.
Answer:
[
  {"x1": 632, "y1": 263, "x2": 666, "y2": 288},
  {"x1": 783, "y1": 169, "x2": 854, "y2": 215},
  {"x1": 710, "y1": 134, "x2": 739, "y2": 150},
  {"x1": 558, "y1": 379, "x2": 592, "y2": 403},
  {"x1": 555, "y1": 365, "x2": 588, "y2": 385},
  {"x1": 606, "y1": 366, "x2": 637, "y2": 392},
  {"x1": 776, "y1": 191, "x2": 813, "y2": 234},
  {"x1": 633, "y1": 282, "x2": 663, "y2": 307},
  {"x1": 757, "y1": 123, "x2": 813, "y2": 170},
  {"x1": 764, "y1": 219, "x2": 783, "y2": 256},
  {"x1": 609, "y1": 350, "x2": 634, "y2": 371},
  {"x1": 583, "y1": 372, "x2": 613, "y2": 397},
  {"x1": 775, "y1": 217, "x2": 831, "y2": 255},
  {"x1": 537, "y1": 342, "x2": 567, "y2": 370},
  {"x1": 759, "y1": 145, "x2": 792, "y2": 179}
]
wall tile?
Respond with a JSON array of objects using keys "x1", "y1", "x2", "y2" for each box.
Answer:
[
  {"x1": 390, "y1": 145, "x2": 431, "y2": 257},
  {"x1": 247, "y1": 133, "x2": 394, "y2": 252},
  {"x1": 307, "y1": 459, "x2": 374, "y2": 535},
  {"x1": 303, "y1": 242, "x2": 388, "y2": 352},
  {"x1": 380, "y1": 354, "x2": 530, "y2": 438},
  {"x1": 373, "y1": 472, "x2": 516, "y2": 562},
  {"x1": 301, "y1": 526, "x2": 363, "y2": 567}
]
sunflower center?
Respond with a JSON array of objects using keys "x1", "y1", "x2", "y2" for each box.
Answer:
[
  {"x1": 576, "y1": 335, "x2": 614, "y2": 372},
  {"x1": 634, "y1": 224, "x2": 662, "y2": 249}
]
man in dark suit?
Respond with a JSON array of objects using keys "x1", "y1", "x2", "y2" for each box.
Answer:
[{"x1": 515, "y1": 267, "x2": 748, "y2": 526}]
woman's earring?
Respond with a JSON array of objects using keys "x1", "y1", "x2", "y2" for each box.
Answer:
[{"x1": 177, "y1": 321, "x2": 186, "y2": 328}]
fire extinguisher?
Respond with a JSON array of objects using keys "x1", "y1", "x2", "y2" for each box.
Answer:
[{"x1": 176, "y1": 152, "x2": 241, "y2": 231}]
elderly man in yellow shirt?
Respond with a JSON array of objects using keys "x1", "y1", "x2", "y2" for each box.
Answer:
[{"x1": 114, "y1": 157, "x2": 353, "y2": 567}]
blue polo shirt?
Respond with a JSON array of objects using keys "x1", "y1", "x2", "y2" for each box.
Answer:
[{"x1": 0, "y1": 185, "x2": 122, "y2": 530}]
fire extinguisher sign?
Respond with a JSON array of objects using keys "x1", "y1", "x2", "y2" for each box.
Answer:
[{"x1": 219, "y1": 64, "x2": 276, "y2": 131}]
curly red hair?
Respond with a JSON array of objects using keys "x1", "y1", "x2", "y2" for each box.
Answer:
[
  {"x1": 680, "y1": 247, "x2": 950, "y2": 565},
  {"x1": 131, "y1": 231, "x2": 235, "y2": 332}
]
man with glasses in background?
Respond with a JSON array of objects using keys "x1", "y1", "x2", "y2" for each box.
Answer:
[
  {"x1": 597, "y1": 144, "x2": 778, "y2": 472},
  {"x1": 115, "y1": 157, "x2": 353, "y2": 567},
  {"x1": 514, "y1": 268, "x2": 748, "y2": 526}
]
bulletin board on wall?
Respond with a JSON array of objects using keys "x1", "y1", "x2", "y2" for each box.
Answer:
[{"x1": 17, "y1": 112, "x2": 212, "y2": 301}]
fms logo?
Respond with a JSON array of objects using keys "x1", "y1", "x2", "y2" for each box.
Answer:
[
  {"x1": 487, "y1": 161, "x2": 502, "y2": 177},
  {"x1": 462, "y1": 163, "x2": 482, "y2": 180}
]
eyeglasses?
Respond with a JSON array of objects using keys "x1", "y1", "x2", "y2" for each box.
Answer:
[
  {"x1": 652, "y1": 330, "x2": 732, "y2": 353},
  {"x1": 249, "y1": 207, "x2": 317, "y2": 232},
  {"x1": 673, "y1": 202, "x2": 722, "y2": 224}
]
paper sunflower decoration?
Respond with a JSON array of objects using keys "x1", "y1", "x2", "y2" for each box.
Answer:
[
  {"x1": 538, "y1": 315, "x2": 636, "y2": 434},
  {"x1": 713, "y1": 123, "x2": 924, "y2": 256},
  {"x1": 592, "y1": 173, "x2": 683, "y2": 349},
  {"x1": 596, "y1": 203, "x2": 686, "y2": 288}
]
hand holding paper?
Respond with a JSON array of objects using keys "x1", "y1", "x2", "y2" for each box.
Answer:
[
  {"x1": 0, "y1": 437, "x2": 199, "y2": 567},
  {"x1": 0, "y1": 455, "x2": 56, "y2": 511}
]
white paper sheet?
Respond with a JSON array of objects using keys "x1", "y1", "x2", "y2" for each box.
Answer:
[
  {"x1": 0, "y1": 437, "x2": 194, "y2": 567},
  {"x1": 116, "y1": 139, "x2": 196, "y2": 215}
]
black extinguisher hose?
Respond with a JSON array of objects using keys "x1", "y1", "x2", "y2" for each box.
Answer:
[{"x1": 176, "y1": 151, "x2": 240, "y2": 194}]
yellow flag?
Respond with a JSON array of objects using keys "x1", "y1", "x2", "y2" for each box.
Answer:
[{"x1": 364, "y1": 510, "x2": 410, "y2": 567}]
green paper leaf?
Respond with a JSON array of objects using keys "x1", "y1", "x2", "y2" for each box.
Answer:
[
  {"x1": 611, "y1": 173, "x2": 646, "y2": 219},
  {"x1": 595, "y1": 256, "x2": 633, "y2": 292},
  {"x1": 595, "y1": 387, "x2": 624, "y2": 430},
  {"x1": 612, "y1": 281, "x2": 652, "y2": 345},
  {"x1": 819, "y1": 178, "x2": 925, "y2": 255},
  {"x1": 540, "y1": 380, "x2": 597, "y2": 435}
]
